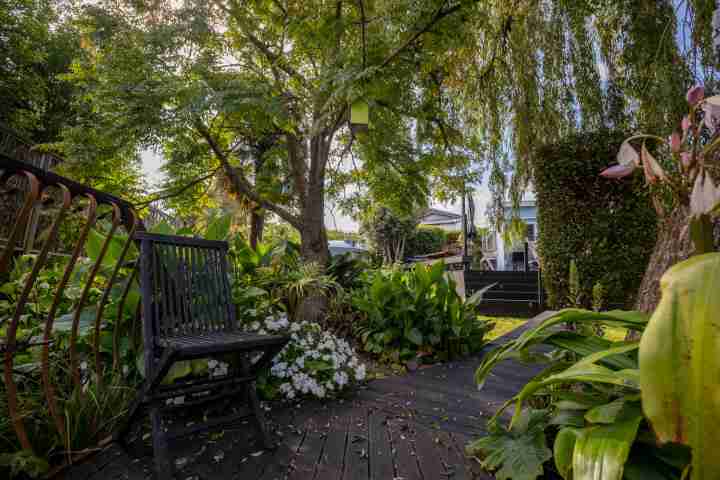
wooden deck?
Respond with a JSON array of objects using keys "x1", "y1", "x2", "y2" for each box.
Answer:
[{"x1": 60, "y1": 315, "x2": 550, "y2": 480}]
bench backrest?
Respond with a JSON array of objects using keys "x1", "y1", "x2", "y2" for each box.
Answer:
[{"x1": 136, "y1": 232, "x2": 237, "y2": 340}]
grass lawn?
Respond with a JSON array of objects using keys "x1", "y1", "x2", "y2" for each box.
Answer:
[
  {"x1": 481, "y1": 316, "x2": 527, "y2": 341},
  {"x1": 603, "y1": 326, "x2": 629, "y2": 342},
  {"x1": 480, "y1": 316, "x2": 630, "y2": 342}
]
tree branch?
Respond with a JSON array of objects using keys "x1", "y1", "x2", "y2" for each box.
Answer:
[
  {"x1": 214, "y1": 0, "x2": 311, "y2": 92},
  {"x1": 194, "y1": 122, "x2": 302, "y2": 229},
  {"x1": 134, "y1": 168, "x2": 221, "y2": 208},
  {"x1": 378, "y1": 1, "x2": 463, "y2": 70}
]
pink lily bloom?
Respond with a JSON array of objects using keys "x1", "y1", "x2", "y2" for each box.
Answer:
[
  {"x1": 600, "y1": 164, "x2": 635, "y2": 179},
  {"x1": 687, "y1": 85, "x2": 705, "y2": 105}
]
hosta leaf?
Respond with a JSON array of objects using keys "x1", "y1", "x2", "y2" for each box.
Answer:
[
  {"x1": 572, "y1": 414, "x2": 643, "y2": 480},
  {"x1": 548, "y1": 409, "x2": 586, "y2": 428},
  {"x1": 585, "y1": 396, "x2": 641, "y2": 424},
  {"x1": 554, "y1": 427, "x2": 581, "y2": 479},
  {"x1": 546, "y1": 333, "x2": 638, "y2": 370},
  {"x1": 475, "y1": 309, "x2": 646, "y2": 389},
  {"x1": 639, "y1": 252, "x2": 720, "y2": 479}
]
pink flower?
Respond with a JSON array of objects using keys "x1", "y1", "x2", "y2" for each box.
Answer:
[
  {"x1": 669, "y1": 132, "x2": 681, "y2": 153},
  {"x1": 687, "y1": 85, "x2": 705, "y2": 105},
  {"x1": 681, "y1": 152, "x2": 692, "y2": 169},
  {"x1": 703, "y1": 102, "x2": 720, "y2": 132},
  {"x1": 600, "y1": 164, "x2": 635, "y2": 179},
  {"x1": 681, "y1": 115, "x2": 691, "y2": 132}
]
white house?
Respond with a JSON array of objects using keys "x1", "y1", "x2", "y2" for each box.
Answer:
[
  {"x1": 417, "y1": 208, "x2": 463, "y2": 231},
  {"x1": 328, "y1": 239, "x2": 369, "y2": 258},
  {"x1": 480, "y1": 193, "x2": 539, "y2": 271}
]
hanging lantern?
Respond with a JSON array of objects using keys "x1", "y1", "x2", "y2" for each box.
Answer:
[{"x1": 350, "y1": 100, "x2": 369, "y2": 134}]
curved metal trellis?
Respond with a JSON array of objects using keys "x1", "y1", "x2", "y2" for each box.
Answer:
[{"x1": 0, "y1": 156, "x2": 142, "y2": 462}]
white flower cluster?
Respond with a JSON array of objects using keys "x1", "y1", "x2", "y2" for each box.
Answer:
[{"x1": 247, "y1": 315, "x2": 366, "y2": 401}]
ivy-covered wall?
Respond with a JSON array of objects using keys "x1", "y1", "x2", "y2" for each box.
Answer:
[{"x1": 533, "y1": 131, "x2": 657, "y2": 309}]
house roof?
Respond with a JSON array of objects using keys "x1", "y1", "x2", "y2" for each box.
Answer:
[{"x1": 418, "y1": 208, "x2": 462, "y2": 221}]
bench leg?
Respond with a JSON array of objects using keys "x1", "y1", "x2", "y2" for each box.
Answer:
[
  {"x1": 151, "y1": 407, "x2": 173, "y2": 480},
  {"x1": 246, "y1": 379, "x2": 275, "y2": 450},
  {"x1": 239, "y1": 355, "x2": 275, "y2": 450}
]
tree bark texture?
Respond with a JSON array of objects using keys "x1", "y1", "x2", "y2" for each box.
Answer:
[
  {"x1": 249, "y1": 207, "x2": 264, "y2": 249},
  {"x1": 634, "y1": 206, "x2": 720, "y2": 314}
]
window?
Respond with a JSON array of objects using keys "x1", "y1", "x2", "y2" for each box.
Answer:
[{"x1": 526, "y1": 223, "x2": 536, "y2": 241}]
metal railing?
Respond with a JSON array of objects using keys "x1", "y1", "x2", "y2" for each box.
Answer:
[{"x1": 0, "y1": 155, "x2": 142, "y2": 468}]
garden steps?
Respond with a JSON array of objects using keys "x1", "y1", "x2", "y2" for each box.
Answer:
[{"x1": 60, "y1": 312, "x2": 552, "y2": 480}]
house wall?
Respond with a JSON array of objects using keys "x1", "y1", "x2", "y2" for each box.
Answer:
[{"x1": 494, "y1": 204, "x2": 539, "y2": 271}]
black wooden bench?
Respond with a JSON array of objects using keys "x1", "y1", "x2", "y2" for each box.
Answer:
[{"x1": 117, "y1": 232, "x2": 288, "y2": 479}]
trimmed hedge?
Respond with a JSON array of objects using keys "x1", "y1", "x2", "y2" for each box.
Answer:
[
  {"x1": 405, "y1": 226, "x2": 448, "y2": 256},
  {"x1": 533, "y1": 130, "x2": 657, "y2": 309}
]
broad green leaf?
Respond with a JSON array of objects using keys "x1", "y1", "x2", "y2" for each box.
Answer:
[
  {"x1": 475, "y1": 309, "x2": 647, "y2": 388},
  {"x1": 162, "y1": 361, "x2": 193, "y2": 384},
  {"x1": 405, "y1": 327, "x2": 423, "y2": 346},
  {"x1": 548, "y1": 409, "x2": 586, "y2": 428},
  {"x1": 241, "y1": 286, "x2": 268, "y2": 298},
  {"x1": 466, "y1": 409, "x2": 551, "y2": 480},
  {"x1": 511, "y1": 361, "x2": 639, "y2": 427},
  {"x1": 554, "y1": 427, "x2": 581, "y2": 479},
  {"x1": 466, "y1": 282, "x2": 497, "y2": 307},
  {"x1": 150, "y1": 221, "x2": 174, "y2": 235},
  {"x1": 585, "y1": 396, "x2": 641, "y2": 424},
  {"x1": 639, "y1": 253, "x2": 720, "y2": 479},
  {"x1": 547, "y1": 333, "x2": 638, "y2": 370},
  {"x1": 86, "y1": 229, "x2": 131, "y2": 269},
  {"x1": 54, "y1": 307, "x2": 96, "y2": 335},
  {"x1": 572, "y1": 415, "x2": 643, "y2": 480},
  {"x1": 205, "y1": 213, "x2": 232, "y2": 240}
]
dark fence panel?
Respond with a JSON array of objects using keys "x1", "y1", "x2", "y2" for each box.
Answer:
[{"x1": 465, "y1": 269, "x2": 544, "y2": 317}]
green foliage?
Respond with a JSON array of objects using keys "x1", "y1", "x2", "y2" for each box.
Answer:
[
  {"x1": 405, "y1": 226, "x2": 448, "y2": 257},
  {"x1": 0, "y1": 0, "x2": 82, "y2": 144},
  {"x1": 360, "y1": 206, "x2": 417, "y2": 264},
  {"x1": 0, "y1": 450, "x2": 49, "y2": 479},
  {"x1": 533, "y1": 131, "x2": 657, "y2": 309},
  {"x1": 352, "y1": 263, "x2": 492, "y2": 362},
  {"x1": 592, "y1": 281, "x2": 606, "y2": 312},
  {"x1": 639, "y1": 253, "x2": 720, "y2": 479},
  {"x1": 469, "y1": 308, "x2": 696, "y2": 480},
  {"x1": 0, "y1": 242, "x2": 141, "y2": 477},
  {"x1": 465, "y1": 409, "x2": 552, "y2": 480},
  {"x1": 567, "y1": 260, "x2": 581, "y2": 308}
]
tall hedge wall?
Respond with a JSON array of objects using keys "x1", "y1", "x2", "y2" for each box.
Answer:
[
  {"x1": 405, "y1": 226, "x2": 448, "y2": 257},
  {"x1": 533, "y1": 130, "x2": 657, "y2": 309}
]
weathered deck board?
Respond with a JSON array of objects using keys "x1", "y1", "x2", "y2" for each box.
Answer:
[{"x1": 60, "y1": 317, "x2": 547, "y2": 480}]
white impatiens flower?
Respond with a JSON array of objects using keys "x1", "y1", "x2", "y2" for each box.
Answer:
[
  {"x1": 254, "y1": 318, "x2": 366, "y2": 401},
  {"x1": 355, "y1": 364, "x2": 366, "y2": 381}
]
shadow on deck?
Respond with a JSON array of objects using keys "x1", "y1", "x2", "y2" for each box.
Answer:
[{"x1": 60, "y1": 314, "x2": 552, "y2": 480}]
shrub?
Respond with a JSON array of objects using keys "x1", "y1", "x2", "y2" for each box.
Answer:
[
  {"x1": 405, "y1": 226, "x2": 448, "y2": 256},
  {"x1": 352, "y1": 263, "x2": 492, "y2": 362},
  {"x1": 245, "y1": 316, "x2": 366, "y2": 400},
  {"x1": 532, "y1": 130, "x2": 657, "y2": 309},
  {"x1": 468, "y1": 309, "x2": 689, "y2": 480}
]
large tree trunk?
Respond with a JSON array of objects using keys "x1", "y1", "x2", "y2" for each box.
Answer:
[
  {"x1": 296, "y1": 149, "x2": 331, "y2": 323},
  {"x1": 249, "y1": 207, "x2": 264, "y2": 249},
  {"x1": 635, "y1": 206, "x2": 720, "y2": 313}
]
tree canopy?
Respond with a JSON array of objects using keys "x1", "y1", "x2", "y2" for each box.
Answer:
[{"x1": 5, "y1": 0, "x2": 717, "y2": 240}]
